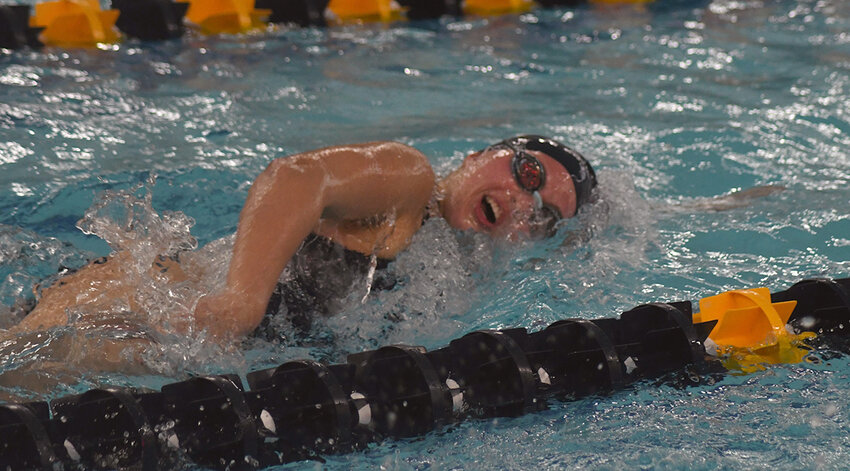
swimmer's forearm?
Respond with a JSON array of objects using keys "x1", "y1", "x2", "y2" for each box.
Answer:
[{"x1": 218, "y1": 158, "x2": 328, "y2": 333}]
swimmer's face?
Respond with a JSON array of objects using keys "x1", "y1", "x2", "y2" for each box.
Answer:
[{"x1": 440, "y1": 146, "x2": 578, "y2": 240}]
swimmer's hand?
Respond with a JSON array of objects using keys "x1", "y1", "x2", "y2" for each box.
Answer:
[
  {"x1": 665, "y1": 185, "x2": 786, "y2": 213},
  {"x1": 193, "y1": 290, "x2": 266, "y2": 341}
]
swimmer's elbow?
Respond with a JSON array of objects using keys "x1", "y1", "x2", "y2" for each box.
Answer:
[
  {"x1": 381, "y1": 141, "x2": 434, "y2": 176},
  {"x1": 372, "y1": 141, "x2": 435, "y2": 199},
  {"x1": 247, "y1": 156, "x2": 328, "y2": 209}
]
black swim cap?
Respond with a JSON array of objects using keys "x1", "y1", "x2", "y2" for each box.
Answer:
[{"x1": 497, "y1": 135, "x2": 598, "y2": 212}]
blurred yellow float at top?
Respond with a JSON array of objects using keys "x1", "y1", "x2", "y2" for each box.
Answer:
[
  {"x1": 182, "y1": 0, "x2": 271, "y2": 34},
  {"x1": 327, "y1": 0, "x2": 401, "y2": 23},
  {"x1": 30, "y1": 0, "x2": 120, "y2": 47},
  {"x1": 464, "y1": 0, "x2": 533, "y2": 16},
  {"x1": 590, "y1": 0, "x2": 653, "y2": 4}
]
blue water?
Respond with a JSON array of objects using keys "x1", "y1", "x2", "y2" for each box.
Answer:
[{"x1": 1, "y1": 0, "x2": 850, "y2": 468}]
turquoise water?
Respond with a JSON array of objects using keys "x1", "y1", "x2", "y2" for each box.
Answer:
[{"x1": 1, "y1": 0, "x2": 850, "y2": 468}]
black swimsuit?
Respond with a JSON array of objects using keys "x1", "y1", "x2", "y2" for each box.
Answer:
[
  {"x1": 258, "y1": 234, "x2": 396, "y2": 336},
  {"x1": 21, "y1": 235, "x2": 398, "y2": 337}
]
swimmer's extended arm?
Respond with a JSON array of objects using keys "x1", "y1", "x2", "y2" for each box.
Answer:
[
  {"x1": 194, "y1": 141, "x2": 435, "y2": 339},
  {"x1": 658, "y1": 185, "x2": 786, "y2": 213}
]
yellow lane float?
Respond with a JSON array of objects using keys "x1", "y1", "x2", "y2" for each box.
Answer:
[
  {"x1": 182, "y1": 0, "x2": 271, "y2": 34},
  {"x1": 464, "y1": 0, "x2": 532, "y2": 15},
  {"x1": 590, "y1": 0, "x2": 651, "y2": 3},
  {"x1": 8, "y1": 0, "x2": 659, "y2": 48},
  {"x1": 695, "y1": 287, "x2": 815, "y2": 371},
  {"x1": 29, "y1": 0, "x2": 120, "y2": 47},
  {"x1": 327, "y1": 0, "x2": 400, "y2": 23}
]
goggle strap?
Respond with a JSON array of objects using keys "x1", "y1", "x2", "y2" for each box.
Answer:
[{"x1": 532, "y1": 191, "x2": 543, "y2": 210}]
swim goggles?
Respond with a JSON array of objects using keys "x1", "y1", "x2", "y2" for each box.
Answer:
[
  {"x1": 503, "y1": 135, "x2": 598, "y2": 211},
  {"x1": 487, "y1": 141, "x2": 562, "y2": 238}
]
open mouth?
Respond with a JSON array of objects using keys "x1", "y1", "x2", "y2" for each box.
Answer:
[{"x1": 481, "y1": 195, "x2": 502, "y2": 225}]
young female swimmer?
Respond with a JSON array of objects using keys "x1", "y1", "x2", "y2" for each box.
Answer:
[{"x1": 11, "y1": 135, "x2": 596, "y2": 343}]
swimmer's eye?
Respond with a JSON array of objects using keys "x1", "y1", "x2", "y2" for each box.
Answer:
[
  {"x1": 488, "y1": 141, "x2": 547, "y2": 193},
  {"x1": 528, "y1": 204, "x2": 561, "y2": 239},
  {"x1": 513, "y1": 152, "x2": 545, "y2": 192}
]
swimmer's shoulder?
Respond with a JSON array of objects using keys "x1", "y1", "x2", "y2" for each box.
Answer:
[{"x1": 271, "y1": 141, "x2": 432, "y2": 174}]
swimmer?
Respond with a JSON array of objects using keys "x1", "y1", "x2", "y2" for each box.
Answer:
[{"x1": 8, "y1": 135, "x2": 597, "y2": 344}]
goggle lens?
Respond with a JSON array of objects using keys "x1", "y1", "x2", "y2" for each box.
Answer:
[{"x1": 513, "y1": 153, "x2": 544, "y2": 192}]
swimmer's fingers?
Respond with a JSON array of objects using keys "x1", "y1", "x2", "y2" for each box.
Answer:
[
  {"x1": 701, "y1": 184, "x2": 786, "y2": 211},
  {"x1": 663, "y1": 185, "x2": 786, "y2": 213},
  {"x1": 723, "y1": 184, "x2": 786, "y2": 202}
]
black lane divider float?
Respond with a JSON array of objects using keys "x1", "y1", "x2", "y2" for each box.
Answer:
[
  {"x1": 1, "y1": 276, "x2": 850, "y2": 470},
  {"x1": 0, "y1": 4, "x2": 43, "y2": 49},
  {"x1": 112, "y1": 0, "x2": 189, "y2": 41}
]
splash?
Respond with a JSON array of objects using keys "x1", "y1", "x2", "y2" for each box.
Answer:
[
  {"x1": 0, "y1": 225, "x2": 91, "y2": 328},
  {"x1": 321, "y1": 218, "x2": 496, "y2": 356},
  {"x1": 0, "y1": 175, "x2": 249, "y2": 401},
  {"x1": 70, "y1": 175, "x2": 198, "y2": 330},
  {"x1": 506, "y1": 168, "x2": 659, "y2": 319},
  {"x1": 76, "y1": 174, "x2": 198, "y2": 265}
]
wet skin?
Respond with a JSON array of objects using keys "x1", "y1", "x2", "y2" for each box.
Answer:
[
  {"x1": 8, "y1": 141, "x2": 579, "y2": 343},
  {"x1": 438, "y1": 147, "x2": 578, "y2": 239}
]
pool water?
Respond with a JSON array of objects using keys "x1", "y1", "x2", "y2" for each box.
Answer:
[{"x1": 1, "y1": 0, "x2": 850, "y2": 468}]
